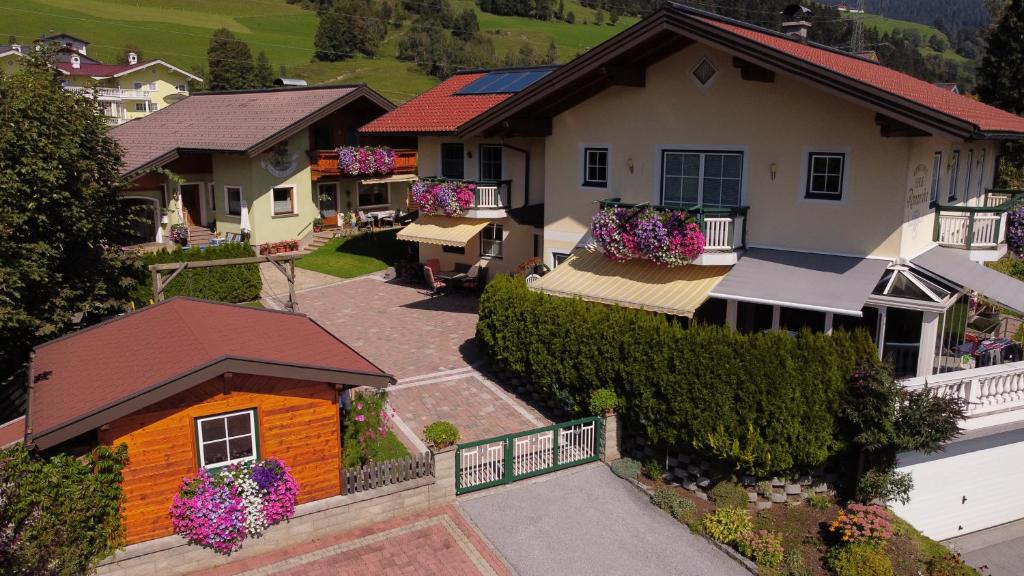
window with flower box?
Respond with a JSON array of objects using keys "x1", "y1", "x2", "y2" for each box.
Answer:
[
  {"x1": 441, "y1": 143, "x2": 464, "y2": 179},
  {"x1": 480, "y1": 145, "x2": 503, "y2": 181},
  {"x1": 661, "y1": 151, "x2": 742, "y2": 207},
  {"x1": 195, "y1": 409, "x2": 258, "y2": 469}
]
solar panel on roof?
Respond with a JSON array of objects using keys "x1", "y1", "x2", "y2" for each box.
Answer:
[{"x1": 455, "y1": 68, "x2": 555, "y2": 95}]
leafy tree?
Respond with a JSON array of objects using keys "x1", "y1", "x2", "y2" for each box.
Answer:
[
  {"x1": 595, "y1": 8, "x2": 605, "y2": 25},
  {"x1": 0, "y1": 55, "x2": 140, "y2": 386},
  {"x1": 454, "y1": 9, "x2": 480, "y2": 42},
  {"x1": 254, "y1": 51, "x2": 275, "y2": 88},
  {"x1": 0, "y1": 443, "x2": 129, "y2": 575},
  {"x1": 207, "y1": 28, "x2": 256, "y2": 90},
  {"x1": 556, "y1": 0, "x2": 565, "y2": 20},
  {"x1": 978, "y1": 0, "x2": 1024, "y2": 114},
  {"x1": 610, "y1": 7, "x2": 621, "y2": 25},
  {"x1": 535, "y1": 0, "x2": 553, "y2": 20},
  {"x1": 545, "y1": 40, "x2": 558, "y2": 64},
  {"x1": 315, "y1": 5, "x2": 354, "y2": 61},
  {"x1": 566, "y1": 10, "x2": 576, "y2": 23}
]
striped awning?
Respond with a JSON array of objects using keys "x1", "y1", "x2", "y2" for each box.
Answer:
[
  {"x1": 530, "y1": 249, "x2": 731, "y2": 317},
  {"x1": 396, "y1": 216, "x2": 490, "y2": 248}
]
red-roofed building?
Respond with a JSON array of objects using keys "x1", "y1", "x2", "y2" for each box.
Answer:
[
  {"x1": 12, "y1": 298, "x2": 393, "y2": 544},
  {"x1": 361, "y1": 67, "x2": 556, "y2": 277}
]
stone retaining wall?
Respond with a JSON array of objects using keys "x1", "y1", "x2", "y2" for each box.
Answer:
[{"x1": 96, "y1": 447, "x2": 456, "y2": 576}]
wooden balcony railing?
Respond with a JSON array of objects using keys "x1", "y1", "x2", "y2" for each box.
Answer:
[
  {"x1": 309, "y1": 148, "x2": 418, "y2": 180},
  {"x1": 598, "y1": 198, "x2": 749, "y2": 252}
]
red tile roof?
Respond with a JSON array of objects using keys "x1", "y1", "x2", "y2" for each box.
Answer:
[
  {"x1": 359, "y1": 72, "x2": 513, "y2": 134},
  {"x1": 698, "y1": 16, "x2": 1024, "y2": 135},
  {"x1": 57, "y1": 61, "x2": 144, "y2": 77},
  {"x1": 29, "y1": 298, "x2": 389, "y2": 444},
  {"x1": 0, "y1": 416, "x2": 24, "y2": 448}
]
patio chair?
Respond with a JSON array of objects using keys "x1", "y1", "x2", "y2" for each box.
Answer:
[
  {"x1": 378, "y1": 210, "x2": 396, "y2": 228},
  {"x1": 423, "y1": 265, "x2": 446, "y2": 295},
  {"x1": 357, "y1": 211, "x2": 375, "y2": 232},
  {"x1": 425, "y1": 258, "x2": 441, "y2": 276},
  {"x1": 454, "y1": 263, "x2": 471, "y2": 274},
  {"x1": 525, "y1": 273, "x2": 541, "y2": 286},
  {"x1": 461, "y1": 265, "x2": 482, "y2": 290}
]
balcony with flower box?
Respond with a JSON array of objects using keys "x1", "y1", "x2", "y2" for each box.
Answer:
[
  {"x1": 415, "y1": 178, "x2": 512, "y2": 219},
  {"x1": 597, "y1": 199, "x2": 748, "y2": 266},
  {"x1": 310, "y1": 146, "x2": 417, "y2": 182},
  {"x1": 933, "y1": 189, "x2": 1024, "y2": 262}
]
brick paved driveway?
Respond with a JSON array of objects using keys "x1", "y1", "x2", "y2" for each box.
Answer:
[
  {"x1": 201, "y1": 506, "x2": 511, "y2": 576},
  {"x1": 300, "y1": 277, "x2": 550, "y2": 448}
]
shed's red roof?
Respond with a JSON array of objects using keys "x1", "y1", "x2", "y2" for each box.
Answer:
[
  {"x1": 699, "y1": 16, "x2": 1024, "y2": 135},
  {"x1": 0, "y1": 417, "x2": 24, "y2": 448},
  {"x1": 30, "y1": 298, "x2": 387, "y2": 442},
  {"x1": 359, "y1": 72, "x2": 513, "y2": 134}
]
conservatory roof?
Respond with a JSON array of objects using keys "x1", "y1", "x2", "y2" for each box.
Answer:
[{"x1": 911, "y1": 247, "x2": 1024, "y2": 314}]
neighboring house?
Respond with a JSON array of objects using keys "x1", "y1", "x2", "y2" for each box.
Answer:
[
  {"x1": 0, "y1": 42, "x2": 26, "y2": 74},
  {"x1": 4, "y1": 298, "x2": 393, "y2": 545},
  {"x1": 110, "y1": 84, "x2": 410, "y2": 246},
  {"x1": 360, "y1": 66, "x2": 554, "y2": 276},
  {"x1": 385, "y1": 4, "x2": 1024, "y2": 538}
]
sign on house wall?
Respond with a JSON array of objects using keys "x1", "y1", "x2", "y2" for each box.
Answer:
[
  {"x1": 904, "y1": 163, "x2": 931, "y2": 241},
  {"x1": 261, "y1": 142, "x2": 300, "y2": 178}
]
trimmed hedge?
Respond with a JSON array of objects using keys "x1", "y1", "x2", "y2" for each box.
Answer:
[
  {"x1": 133, "y1": 243, "x2": 262, "y2": 304},
  {"x1": 476, "y1": 275, "x2": 878, "y2": 477}
]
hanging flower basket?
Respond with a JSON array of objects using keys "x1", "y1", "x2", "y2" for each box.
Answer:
[
  {"x1": 170, "y1": 459, "x2": 299, "y2": 554},
  {"x1": 590, "y1": 206, "x2": 705, "y2": 267},
  {"x1": 410, "y1": 180, "x2": 476, "y2": 217},
  {"x1": 336, "y1": 146, "x2": 396, "y2": 176},
  {"x1": 169, "y1": 223, "x2": 189, "y2": 246}
]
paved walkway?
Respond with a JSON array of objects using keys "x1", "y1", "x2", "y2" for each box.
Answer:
[
  {"x1": 298, "y1": 277, "x2": 551, "y2": 450},
  {"x1": 948, "y1": 519, "x2": 1024, "y2": 576},
  {"x1": 258, "y1": 261, "x2": 342, "y2": 309},
  {"x1": 459, "y1": 464, "x2": 749, "y2": 576},
  {"x1": 199, "y1": 506, "x2": 512, "y2": 576}
]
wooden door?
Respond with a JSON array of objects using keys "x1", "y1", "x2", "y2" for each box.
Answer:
[
  {"x1": 318, "y1": 183, "x2": 339, "y2": 226},
  {"x1": 180, "y1": 184, "x2": 201, "y2": 226}
]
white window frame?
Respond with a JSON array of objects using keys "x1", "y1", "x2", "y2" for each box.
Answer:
[
  {"x1": 660, "y1": 149, "x2": 744, "y2": 207},
  {"x1": 195, "y1": 409, "x2": 258, "y2": 469},
  {"x1": 134, "y1": 102, "x2": 147, "y2": 112},
  {"x1": 357, "y1": 183, "x2": 390, "y2": 208},
  {"x1": 930, "y1": 151, "x2": 942, "y2": 204},
  {"x1": 224, "y1": 186, "x2": 243, "y2": 217},
  {"x1": 948, "y1": 150, "x2": 961, "y2": 202},
  {"x1": 148, "y1": 82, "x2": 157, "y2": 91},
  {"x1": 272, "y1": 185, "x2": 296, "y2": 216},
  {"x1": 804, "y1": 152, "x2": 846, "y2": 201},
  {"x1": 480, "y1": 223, "x2": 504, "y2": 259},
  {"x1": 582, "y1": 147, "x2": 609, "y2": 188},
  {"x1": 176, "y1": 83, "x2": 188, "y2": 92},
  {"x1": 962, "y1": 149, "x2": 974, "y2": 201},
  {"x1": 552, "y1": 252, "x2": 571, "y2": 267}
]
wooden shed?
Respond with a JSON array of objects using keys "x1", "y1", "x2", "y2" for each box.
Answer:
[{"x1": 24, "y1": 298, "x2": 393, "y2": 544}]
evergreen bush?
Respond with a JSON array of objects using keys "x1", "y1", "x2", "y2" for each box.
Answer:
[
  {"x1": 477, "y1": 276, "x2": 878, "y2": 477},
  {"x1": 709, "y1": 481, "x2": 750, "y2": 509},
  {"x1": 133, "y1": 243, "x2": 262, "y2": 304},
  {"x1": 700, "y1": 507, "x2": 753, "y2": 545},
  {"x1": 609, "y1": 457, "x2": 641, "y2": 480},
  {"x1": 826, "y1": 542, "x2": 895, "y2": 576}
]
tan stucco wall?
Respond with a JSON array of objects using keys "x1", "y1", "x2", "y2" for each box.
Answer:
[
  {"x1": 116, "y1": 66, "x2": 191, "y2": 119},
  {"x1": 418, "y1": 136, "x2": 546, "y2": 208},
  {"x1": 0, "y1": 53, "x2": 24, "y2": 74},
  {"x1": 417, "y1": 216, "x2": 538, "y2": 278},
  {"x1": 541, "y1": 44, "x2": 996, "y2": 265}
]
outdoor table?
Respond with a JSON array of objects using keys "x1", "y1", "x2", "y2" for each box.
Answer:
[
  {"x1": 367, "y1": 210, "x2": 394, "y2": 225},
  {"x1": 435, "y1": 271, "x2": 468, "y2": 288}
]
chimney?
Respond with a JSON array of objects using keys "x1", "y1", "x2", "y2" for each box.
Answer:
[
  {"x1": 780, "y1": 4, "x2": 814, "y2": 41},
  {"x1": 11, "y1": 44, "x2": 20, "y2": 54},
  {"x1": 70, "y1": 54, "x2": 80, "y2": 69},
  {"x1": 128, "y1": 51, "x2": 138, "y2": 65}
]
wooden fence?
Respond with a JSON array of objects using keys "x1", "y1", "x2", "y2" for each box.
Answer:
[{"x1": 341, "y1": 452, "x2": 434, "y2": 495}]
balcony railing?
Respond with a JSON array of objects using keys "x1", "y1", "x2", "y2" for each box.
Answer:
[
  {"x1": 902, "y1": 360, "x2": 1024, "y2": 419},
  {"x1": 981, "y1": 188, "x2": 1024, "y2": 208},
  {"x1": 420, "y1": 178, "x2": 512, "y2": 210},
  {"x1": 64, "y1": 85, "x2": 151, "y2": 100},
  {"x1": 598, "y1": 198, "x2": 749, "y2": 252},
  {"x1": 310, "y1": 149, "x2": 418, "y2": 180},
  {"x1": 934, "y1": 188, "x2": 1023, "y2": 251}
]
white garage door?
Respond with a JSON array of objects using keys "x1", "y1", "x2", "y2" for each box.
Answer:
[{"x1": 892, "y1": 430, "x2": 1024, "y2": 540}]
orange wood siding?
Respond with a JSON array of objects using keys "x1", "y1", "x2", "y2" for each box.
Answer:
[{"x1": 98, "y1": 374, "x2": 341, "y2": 545}]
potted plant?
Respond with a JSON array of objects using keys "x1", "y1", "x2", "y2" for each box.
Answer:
[
  {"x1": 423, "y1": 420, "x2": 460, "y2": 450},
  {"x1": 589, "y1": 388, "x2": 620, "y2": 417},
  {"x1": 312, "y1": 217, "x2": 324, "y2": 233}
]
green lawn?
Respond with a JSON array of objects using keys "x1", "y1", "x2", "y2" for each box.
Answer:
[{"x1": 296, "y1": 229, "x2": 408, "y2": 279}]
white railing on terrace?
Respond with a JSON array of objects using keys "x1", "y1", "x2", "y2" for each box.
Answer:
[
  {"x1": 703, "y1": 217, "x2": 734, "y2": 251},
  {"x1": 64, "y1": 86, "x2": 151, "y2": 100},
  {"x1": 474, "y1": 182, "x2": 508, "y2": 209},
  {"x1": 104, "y1": 117, "x2": 129, "y2": 126},
  {"x1": 935, "y1": 211, "x2": 1005, "y2": 249},
  {"x1": 902, "y1": 360, "x2": 1024, "y2": 418}
]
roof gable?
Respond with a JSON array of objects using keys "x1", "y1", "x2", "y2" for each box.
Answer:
[
  {"x1": 28, "y1": 298, "x2": 392, "y2": 449},
  {"x1": 461, "y1": 6, "x2": 1024, "y2": 139}
]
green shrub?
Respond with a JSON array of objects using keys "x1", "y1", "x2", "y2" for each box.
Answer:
[
  {"x1": 133, "y1": 243, "x2": 262, "y2": 304},
  {"x1": 738, "y1": 529, "x2": 784, "y2": 568},
  {"x1": 709, "y1": 481, "x2": 749, "y2": 509},
  {"x1": 926, "y1": 551, "x2": 979, "y2": 576},
  {"x1": 856, "y1": 468, "x2": 914, "y2": 506},
  {"x1": 783, "y1": 549, "x2": 811, "y2": 576},
  {"x1": 826, "y1": 542, "x2": 895, "y2": 576},
  {"x1": 476, "y1": 275, "x2": 878, "y2": 477},
  {"x1": 588, "y1": 388, "x2": 620, "y2": 415},
  {"x1": 610, "y1": 457, "x2": 641, "y2": 480},
  {"x1": 699, "y1": 507, "x2": 753, "y2": 545},
  {"x1": 651, "y1": 487, "x2": 696, "y2": 524},
  {"x1": 641, "y1": 458, "x2": 665, "y2": 480},
  {"x1": 807, "y1": 493, "x2": 833, "y2": 510},
  {"x1": 423, "y1": 421, "x2": 460, "y2": 448}
]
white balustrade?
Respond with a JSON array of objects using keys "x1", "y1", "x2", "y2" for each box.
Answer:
[
  {"x1": 985, "y1": 194, "x2": 1011, "y2": 207},
  {"x1": 64, "y1": 85, "x2": 151, "y2": 100},
  {"x1": 901, "y1": 360, "x2": 1024, "y2": 417},
  {"x1": 937, "y1": 213, "x2": 970, "y2": 246},
  {"x1": 972, "y1": 214, "x2": 1001, "y2": 247},
  {"x1": 703, "y1": 217, "x2": 733, "y2": 251},
  {"x1": 936, "y1": 212, "x2": 1004, "y2": 249},
  {"x1": 475, "y1": 184, "x2": 506, "y2": 209}
]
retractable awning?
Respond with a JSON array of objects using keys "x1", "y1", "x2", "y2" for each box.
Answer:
[
  {"x1": 530, "y1": 249, "x2": 730, "y2": 317},
  {"x1": 360, "y1": 174, "x2": 418, "y2": 185},
  {"x1": 709, "y1": 248, "x2": 890, "y2": 316},
  {"x1": 911, "y1": 246, "x2": 1024, "y2": 313},
  {"x1": 396, "y1": 216, "x2": 489, "y2": 248}
]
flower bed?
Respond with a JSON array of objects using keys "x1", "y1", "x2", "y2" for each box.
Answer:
[
  {"x1": 590, "y1": 206, "x2": 705, "y2": 266},
  {"x1": 337, "y1": 146, "x2": 396, "y2": 176},
  {"x1": 258, "y1": 240, "x2": 299, "y2": 255},
  {"x1": 410, "y1": 180, "x2": 476, "y2": 217},
  {"x1": 170, "y1": 459, "x2": 298, "y2": 554}
]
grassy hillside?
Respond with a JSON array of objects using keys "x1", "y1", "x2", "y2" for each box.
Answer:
[
  {"x1": 842, "y1": 12, "x2": 968, "y2": 65},
  {"x1": 1, "y1": 0, "x2": 637, "y2": 102}
]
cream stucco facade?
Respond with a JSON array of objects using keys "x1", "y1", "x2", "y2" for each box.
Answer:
[
  {"x1": 539, "y1": 45, "x2": 1000, "y2": 268},
  {"x1": 63, "y1": 63, "x2": 195, "y2": 125}
]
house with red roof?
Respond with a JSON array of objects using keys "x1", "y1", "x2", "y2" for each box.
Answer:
[
  {"x1": 361, "y1": 66, "x2": 555, "y2": 277},
  {"x1": 367, "y1": 3, "x2": 1024, "y2": 538},
  {"x1": 5, "y1": 298, "x2": 393, "y2": 545}
]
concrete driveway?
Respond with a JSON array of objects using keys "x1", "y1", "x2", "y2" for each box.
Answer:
[
  {"x1": 949, "y1": 519, "x2": 1024, "y2": 576},
  {"x1": 459, "y1": 463, "x2": 749, "y2": 576}
]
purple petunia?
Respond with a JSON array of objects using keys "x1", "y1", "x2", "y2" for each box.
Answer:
[
  {"x1": 336, "y1": 146, "x2": 396, "y2": 176},
  {"x1": 590, "y1": 206, "x2": 705, "y2": 267}
]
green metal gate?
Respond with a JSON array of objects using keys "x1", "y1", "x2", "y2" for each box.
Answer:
[{"x1": 455, "y1": 416, "x2": 601, "y2": 495}]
